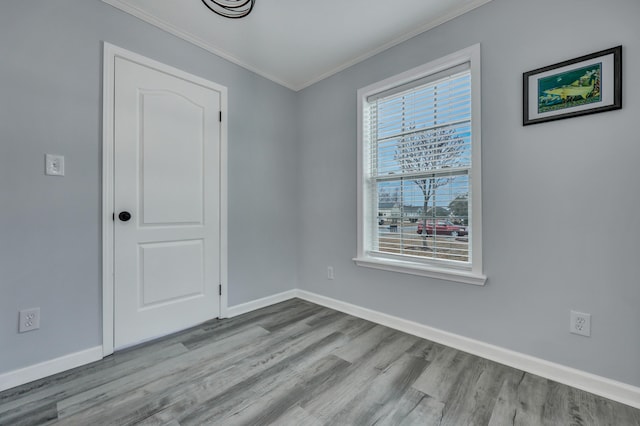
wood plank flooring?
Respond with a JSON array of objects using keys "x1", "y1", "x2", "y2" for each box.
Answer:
[{"x1": 1, "y1": 298, "x2": 639, "y2": 425}]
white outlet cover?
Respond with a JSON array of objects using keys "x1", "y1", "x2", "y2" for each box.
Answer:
[
  {"x1": 570, "y1": 310, "x2": 591, "y2": 337},
  {"x1": 45, "y1": 154, "x2": 65, "y2": 176},
  {"x1": 19, "y1": 308, "x2": 41, "y2": 333}
]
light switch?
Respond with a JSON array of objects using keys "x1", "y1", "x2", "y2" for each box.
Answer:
[{"x1": 45, "y1": 154, "x2": 65, "y2": 176}]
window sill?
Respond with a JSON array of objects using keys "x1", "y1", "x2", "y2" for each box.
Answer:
[{"x1": 353, "y1": 256, "x2": 486, "y2": 286}]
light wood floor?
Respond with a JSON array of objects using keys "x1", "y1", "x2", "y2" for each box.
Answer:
[{"x1": 1, "y1": 299, "x2": 638, "y2": 425}]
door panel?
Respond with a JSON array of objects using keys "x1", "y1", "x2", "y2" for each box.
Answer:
[
  {"x1": 139, "y1": 240, "x2": 204, "y2": 307},
  {"x1": 140, "y1": 91, "x2": 204, "y2": 225},
  {"x1": 113, "y1": 57, "x2": 220, "y2": 349}
]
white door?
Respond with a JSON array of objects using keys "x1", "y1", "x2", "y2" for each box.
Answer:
[{"x1": 113, "y1": 56, "x2": 221, "y2": 349}]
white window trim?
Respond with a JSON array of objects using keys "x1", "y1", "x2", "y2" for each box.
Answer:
[{"x1": 354, "y1": 44, "x2": 486, "y2": 285}]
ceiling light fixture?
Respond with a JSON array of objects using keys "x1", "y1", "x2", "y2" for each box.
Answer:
[{"x1": 201, "y1": 0, "x2": 255, "y2": 19}]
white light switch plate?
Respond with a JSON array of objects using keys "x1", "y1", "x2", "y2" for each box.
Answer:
[{"x1": 45, "y1": 154, "x2": 65, "y2": 176}]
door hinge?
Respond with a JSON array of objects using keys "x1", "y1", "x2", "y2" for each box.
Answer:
[
  {"x1": 112, "y1": 212, "x2": 115, "y2": 221},
  {"x1": 219, "y1": 284, "x2": 222, "y2": 296},
  {"x1": 219, "y1": 111, "x2": 222, "y2": 122}
]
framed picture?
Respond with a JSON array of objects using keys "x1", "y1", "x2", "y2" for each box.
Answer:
[{"x1": 523, "y1": 46, "x2": 622, "y2": 126}]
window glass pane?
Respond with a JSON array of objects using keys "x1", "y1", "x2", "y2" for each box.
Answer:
[
  {"x1": 375, "y1": 175, "x2": 469, "y2": 262},
  {"x1": 371, "y1": 71, "x2": 472, "y2": 177}
]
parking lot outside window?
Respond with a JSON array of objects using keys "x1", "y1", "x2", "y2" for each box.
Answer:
[{"x1": 354, "y1": 45, "x2": 485, "y2": 285}]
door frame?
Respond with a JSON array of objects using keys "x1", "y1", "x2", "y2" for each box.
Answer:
[{"x1": 101, "y1": 42, "x2": 228, "y2": 356}]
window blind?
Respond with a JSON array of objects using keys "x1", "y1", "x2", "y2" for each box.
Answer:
[{"x1": 367, "y1": 66, "x2": 473, "y2": 264}]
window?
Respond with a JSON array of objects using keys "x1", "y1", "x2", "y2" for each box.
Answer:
[{"x1": 355, "y1": 44, "x2": 485, "y2": 285}]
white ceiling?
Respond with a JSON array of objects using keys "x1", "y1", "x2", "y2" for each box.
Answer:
[{"x1": 103, "y1": 0, "x2": 493, "y2": 91}]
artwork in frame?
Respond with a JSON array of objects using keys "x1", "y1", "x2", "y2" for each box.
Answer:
[{"x1": 523, "y1": 46, "x2": 622, "y2": 126}]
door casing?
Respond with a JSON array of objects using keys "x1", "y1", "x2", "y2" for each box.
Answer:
[{"x1": 102, "y1": 42, "x2": 228, "y2": 356}]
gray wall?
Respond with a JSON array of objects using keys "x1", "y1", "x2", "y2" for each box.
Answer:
[
  {"x1": 0, "y1": 1, "x2": 299, "y2": 374},
  {"x1": 297, "y1": 0, "x2": 640, "y2": 387}
]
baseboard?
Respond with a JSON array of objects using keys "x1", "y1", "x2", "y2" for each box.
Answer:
[
  {"x1": 0, "y1": 346, "x2": 103, "y2": 393},
  {"x1": 225, "y1": 289, "x2": 298, "y2": 318},
  {"x1": 295, "y1": 290, "x2": 640, "y2": 409}
]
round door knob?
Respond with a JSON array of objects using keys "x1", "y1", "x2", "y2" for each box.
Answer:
[{"x1": 118, "y1": 211, "x2": 132, "y2": 222}]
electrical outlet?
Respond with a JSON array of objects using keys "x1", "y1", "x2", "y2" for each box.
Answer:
[
  {"x1": 327, "y1": 266, "x2": 334, "y2": 280},
  {"x1": 45, "y1": 154, "x2": 65, "y2": 176},
  {"x1": 19, "y1": 308, "x2": 40, "y2": 333},
  {"x1": 570, "y1": 311, "x2": 591, "y2": 337}
]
